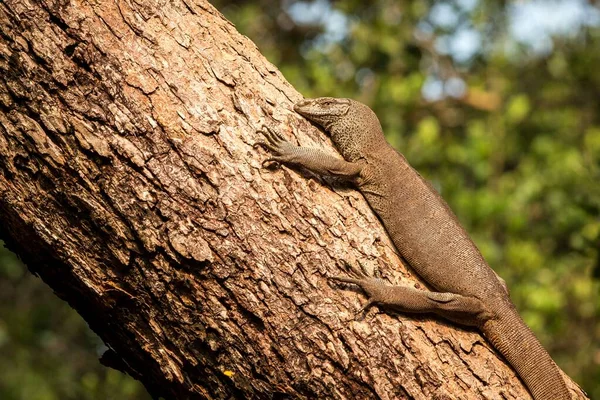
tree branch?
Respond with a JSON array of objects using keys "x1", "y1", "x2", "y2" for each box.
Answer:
[{"x1": 0, "y1": 0, "x2": 586, "y2": 398}]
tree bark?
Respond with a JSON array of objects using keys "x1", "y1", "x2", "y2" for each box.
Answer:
[{"x1": 0, "y1": 0, "x2": 586, "y2": 399}]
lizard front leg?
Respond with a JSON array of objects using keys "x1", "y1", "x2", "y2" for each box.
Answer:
[{"x1": 255, "y1": 126, "x2": 363, "y2": 179}]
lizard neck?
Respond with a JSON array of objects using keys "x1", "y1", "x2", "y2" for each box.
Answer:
[
  {"x1": 330, "y1": 125, "x2": 363, "y2": 161},
  {"x1": 328, "y1": 113, "x2": 387, "y2": 162}
]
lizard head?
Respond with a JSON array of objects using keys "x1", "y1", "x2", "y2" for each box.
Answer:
[
  {"x1": 294, "y1": 97, "x2": 385, "y2": 160},
  {"x1": 294, "y1": 97, "x2": 352, "y2": 130}
]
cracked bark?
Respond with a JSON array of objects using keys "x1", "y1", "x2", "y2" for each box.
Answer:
[{"x1": 0, "y1": 0, "x2": 586, "y2": 399}]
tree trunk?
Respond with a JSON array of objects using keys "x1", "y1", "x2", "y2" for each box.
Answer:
[{"x1": 0, "y1": 0, "x2": 586, "y2": 399}]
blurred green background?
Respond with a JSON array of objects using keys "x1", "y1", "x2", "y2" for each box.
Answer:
[{"x1": 1, "y1": 0, "x2": 598, "y2": 398}]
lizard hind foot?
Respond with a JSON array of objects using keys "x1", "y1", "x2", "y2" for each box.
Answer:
[
  {"x1": 329, "y1": 275, "x2": 380, "y2": 318},
  {"x1": 329, "y1": 275, "x2": 365, "y2": 286}
]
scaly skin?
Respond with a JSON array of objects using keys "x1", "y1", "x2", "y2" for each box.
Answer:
[{"x1": 256, "y1": 97, "x2": 571, "y2": 400}]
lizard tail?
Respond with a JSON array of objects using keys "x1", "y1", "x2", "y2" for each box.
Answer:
[{"x1": 482, "y1": 306, "x2": 571, "y2": 400}]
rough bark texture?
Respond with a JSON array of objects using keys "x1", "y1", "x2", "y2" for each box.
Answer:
[{"x1": 0, "y1": 0, "x2": 586, "y2": 399}]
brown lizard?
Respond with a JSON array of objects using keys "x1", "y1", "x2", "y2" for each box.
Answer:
[{"x1": 256, "y1": 97, "x2": 571, "y2": 400}]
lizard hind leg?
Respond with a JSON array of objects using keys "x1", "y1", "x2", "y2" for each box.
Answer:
[{"x1": 330, "y1": 274, "x2": 491, "y2": 326}]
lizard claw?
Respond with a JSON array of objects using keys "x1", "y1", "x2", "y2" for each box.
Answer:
[
  {"x1": 329, "y1": 275, "x2": 384, "y2": 292},
  {"x1": 329, "y1": 275, "x2": 364, "y2": 285},
  {"x1": 261, "y1": 125, "x2": 286, "y2": 144},
  {"x1": 261, "y1": 158, "x2": 282, "y2": 168},
  {"x1": 255, "y1": 125, "x2": 286, "y2": 149},
  {"x1": 356, "y1": 298, "x2": 376, "y2": 316},
  {"x1": 253, "y1": 139, "x2": 277, "y2": 153}
]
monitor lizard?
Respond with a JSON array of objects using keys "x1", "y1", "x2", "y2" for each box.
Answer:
[{"x1": 255, "y1": 97, "x2": 571, "y2": 400}]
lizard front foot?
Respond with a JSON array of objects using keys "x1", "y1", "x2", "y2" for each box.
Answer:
[{"x1": 254, "y1": 125, "x2": 299, "y2": 167}]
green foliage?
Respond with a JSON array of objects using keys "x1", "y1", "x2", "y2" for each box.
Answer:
[{"x1": 0, "y1": 243, "x2": 150, "y2": 400}]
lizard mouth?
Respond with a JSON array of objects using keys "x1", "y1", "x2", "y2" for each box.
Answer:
[{"x1": 293, "y1": 99, "x2": 333, "y2": 119}]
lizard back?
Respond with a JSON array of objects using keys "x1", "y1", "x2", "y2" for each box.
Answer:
[{"x1": 358, "y1": 144, "x2": 507, "y2": 303}]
